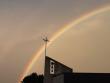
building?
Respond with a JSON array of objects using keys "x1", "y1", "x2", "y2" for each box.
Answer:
[
  {"x1": 44, "y1": 56, "x2": 72, "y2": 83},
  {"x1": 44, "y1": 56, "x2": 110, "y2": 83}
]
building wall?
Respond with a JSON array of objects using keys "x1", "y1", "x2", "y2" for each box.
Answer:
[
  {"x1": 53, "y1": 74, "x2": 64, "y2": 83},
  {"x1": 63, "y1": 73, "x2": 110, "y2": 83},
  {"x1": 44, "y1": 56, "x2": 72, "y2": 83}
]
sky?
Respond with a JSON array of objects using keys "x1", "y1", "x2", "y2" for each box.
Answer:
[
  {"x1": 28, "y1": 5, "x2": 110, "y2": 76},
  {"x1": 0, "y1": 0, "x2": 110, "y2": 83}
]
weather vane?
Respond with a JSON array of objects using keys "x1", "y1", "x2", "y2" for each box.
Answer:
[{"x1": 43, "y1": 36, "x2": 49, "y2": 57}]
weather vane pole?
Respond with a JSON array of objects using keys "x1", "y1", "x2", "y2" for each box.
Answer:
[{"x1": 43, "y1": 37, "x2": 49, "y2": 57}]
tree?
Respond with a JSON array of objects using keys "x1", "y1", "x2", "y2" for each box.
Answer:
[{"x1": 22, "y1": 73, "x2": 44, "y2": 83}]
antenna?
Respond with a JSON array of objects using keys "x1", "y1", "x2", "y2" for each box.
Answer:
[
  {"x1": 42, "y1": 36, "x2": 49, "y2": 83},
  {"x1": 43, "y1": 36, "x2": 49, "y2": 57}
]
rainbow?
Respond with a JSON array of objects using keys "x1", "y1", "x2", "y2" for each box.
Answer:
[{"x1": 18, "y1": 5, "x2": 110, "y2": 83}]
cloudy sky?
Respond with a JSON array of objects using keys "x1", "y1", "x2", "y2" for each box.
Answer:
[{"x1": 0, "y1": 0, "x2": 110, "y2": 83}]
